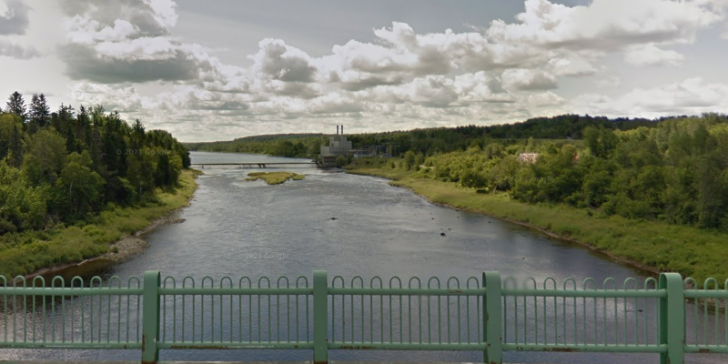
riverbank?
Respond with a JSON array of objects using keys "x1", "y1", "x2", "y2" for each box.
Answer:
[
  {"x1": 0, "y1": 169, "x2": 201, "y2": 279},
  {"x1": 346, "y1": 164, "x2": 728, "y2": 285}
]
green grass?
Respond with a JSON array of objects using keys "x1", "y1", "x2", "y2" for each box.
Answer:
[
  {"x1": 0, "y1": 169, "x2": 200, "y2": 278},
  {"x1": 348, "y1": 164, "x2": 728, "y2": 285},
  {"x1": 245, "y1": 171, "x2": 305, "y2": 185}
]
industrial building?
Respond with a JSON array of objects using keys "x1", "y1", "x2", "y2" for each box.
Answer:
[{"x1": 318, "y1": 125, "x2": 352, "y2": 168}]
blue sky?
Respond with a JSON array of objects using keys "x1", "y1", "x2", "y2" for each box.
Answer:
[{"x1": 1, "y1": 0, "x2": 727, "y2": 142}]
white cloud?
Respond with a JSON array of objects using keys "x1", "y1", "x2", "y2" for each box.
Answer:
[
  {"x1": 249, "y1": 38, "x2": 318, "y2": 83},
  {"x1": 492, "y1": 0, "x2": 721, "y2": 50},
  {"x1": 573, "y1": 78, "x2": 728, "y2": 117},
  {"x1": 501, "y1": 68, "x2": 557, "y2": 90},
  {"x1": 624, "y1": 44, "x2": 684, "y2": 67},
  {"x1": 60, "y1": 0, "x2": 224, "y2": 83}
]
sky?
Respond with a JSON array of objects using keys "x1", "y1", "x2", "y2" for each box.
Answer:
[{"x1": 0, "y1": 0, "x2": 727, "y2": 142}]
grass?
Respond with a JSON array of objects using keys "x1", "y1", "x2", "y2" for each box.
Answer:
[
  {"x1": 0, "y1": 169, "x2": 200, "y2": 278},
  {"x1": 244, "y1": 171, "x2": 305, "y2": 185},
  {"x1": 347, "y1": 163, "x2": 728, "y2": 285}
]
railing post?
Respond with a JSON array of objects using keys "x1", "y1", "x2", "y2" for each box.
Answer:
[
  {"x1": 142, "y1": 271, "x2": 161, "y2": 364},
  {"x1": 483, "y1": 271, "x2": 502, "y2": 364},
  {"x1": 659, "y1": 272, "x2": 684, "y2": 364},
  {"x1": 313, "y1": 270, "x2": 328, "y2": 364}
]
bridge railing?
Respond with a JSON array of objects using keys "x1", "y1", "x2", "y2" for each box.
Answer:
[{"x1": 1, "y1": 271, "x2": 728, "y2": 364}]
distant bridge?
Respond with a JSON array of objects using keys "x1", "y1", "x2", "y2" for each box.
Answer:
[{"x1": 191, "y1": 162, "x2": 317, "y2": 168}]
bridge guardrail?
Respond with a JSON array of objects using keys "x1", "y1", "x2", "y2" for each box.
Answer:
[{"x1": 1, "y1": 271, "x2": 727, "y2": 364}]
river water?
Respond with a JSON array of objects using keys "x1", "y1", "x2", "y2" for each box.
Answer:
[{"x1": 1, "y1": 152, "x2": 725, "y2": 363}]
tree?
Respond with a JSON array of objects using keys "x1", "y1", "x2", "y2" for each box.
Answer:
[
  {"x1": 29, "y1": 93, "x2": 50, "y2": 130},
  {"x1": 404, "y1": 150, "x2": 416, "y2": 170},
  {"x1": 584, "y1": 126, "x2": 617, "y2": 159},
  {"x1": 22, "y1": 128, "x2": 68, "y2": 186},
  {"x1": 54, "y1": 151, "x2": 105, "y2": 219},
  {"x1": 132, "y1": 119, "x2": 145, "y2": 135},
  {"x1": 0, "y1": 161, "x2": 46, "y2": 233},
  {"x1": 6, "y1": 91, "x2": 26, "y2": 120}
]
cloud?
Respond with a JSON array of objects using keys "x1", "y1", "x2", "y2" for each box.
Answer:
[
  {"x1": 595, "y1": 76, "x2": 621, "y2": 88},
  {"x1": 501, "y1": 69, "x2": 557, "y2": 90},
  {"x1": 60, "y1": 43, "x2": 200, "y2": 83},
  {"x1": 249, "y1": 39, "x2": 317, "y2": 83},
  {"x1": 0, "y1": 39, "x2": 39, "y2": 58},
  {"x1": 59, "y1": 0, "x2": 220, "y2": 83},
  {"x1": 60, "y1": 0, "x2": 177, "y2": 36},
  {"x1": 573, "y1": 78, "x2": 728, "y2": 117},
  {"x1": 494, "y1": 0, "x2": 721, "y2": 51},
  {"x1": 69, "y1": 82, "x2": 146, "y2": 111},
  {"x1": 624, "y1": 43, "x2": 684, "y2": 67},
  {"x1": 0, "y1": 0, "x2": 29, "y2": 35}
]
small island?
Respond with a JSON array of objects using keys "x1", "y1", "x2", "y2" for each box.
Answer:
[{"x1": 244, "y1": 171, "x2": 305, "y2": 185}]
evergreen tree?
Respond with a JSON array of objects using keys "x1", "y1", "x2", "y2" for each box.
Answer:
[
  {"x1": 29, "y1": 93, "x2": 51, "y2": 130},
  {"x1": 6, "y1": 91, "x2": 26, "y2": 120}
]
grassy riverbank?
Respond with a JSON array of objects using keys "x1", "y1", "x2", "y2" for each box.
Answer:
[
  {"x1": 0, "y1": 169, "x2": 201, "y2": 278},
  {"x1": 245, "y1": 171, "x2": 305, "y2": 185},
  {"x1": 347, "y1": 163, "x2": 728, "y2": 284}
]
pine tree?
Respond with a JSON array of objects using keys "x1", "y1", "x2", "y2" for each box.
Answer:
[
  {"x1": 29, "y1": 94, "x2": 50, "y2": 129},
  {"x1": 6, "y1": 92, "x2": 26, "y2": 120}
]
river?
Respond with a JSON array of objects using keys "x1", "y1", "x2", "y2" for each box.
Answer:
[{"x1": 1, "y1": 151, "x2": 725, "y2": 363}]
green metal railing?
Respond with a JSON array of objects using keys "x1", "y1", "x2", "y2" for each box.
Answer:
[{"x1": 1, "y1": 271, "x2": 728, "y2": 364}]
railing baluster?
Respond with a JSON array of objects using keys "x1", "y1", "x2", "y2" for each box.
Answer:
[
  {"x1": 659, "y1": 272, "x2": 684, "y2": 364},
  {"x1": 483, "y1": 271, "x2": 502, "y2": 364},
  {"x1": 312, "y1": 270, "x2": 328, "y2": 364},
  {"x1": 141, "y1": 271, "x2": 161, "y2": 364}
]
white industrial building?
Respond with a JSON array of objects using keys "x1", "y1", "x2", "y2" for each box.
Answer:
[{"x1": 320, "y1": 125, "x2": 352, "y2": 156}]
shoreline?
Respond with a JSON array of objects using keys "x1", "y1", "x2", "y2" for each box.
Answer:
[
  {"x1": 395, "y1": 182, "x2": 663, "y2": 278},
  {"x1": 346, "y1": 167, "x2": 664, "y2": 279},
  {"x1": 18, "y1": 169, "x2": 201, "y2": 282}
]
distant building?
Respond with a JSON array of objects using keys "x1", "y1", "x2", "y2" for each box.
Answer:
[
  {"x1": 518, "y1": 153, "x2": 539, "y2": 164},
  {"x1": 320, "y1": 125, "x2": 352, "y2": 156},
  {"x1": 318, "y1": 125, "x2": 352, "y2": 168}
]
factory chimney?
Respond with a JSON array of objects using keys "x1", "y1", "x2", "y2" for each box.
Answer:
[
  {"x1": 341, "y1": 125, "x2": 344, "y2": 135},
  {"x1": 336, "y1": 125, "x2": 339, "y2": 135}
]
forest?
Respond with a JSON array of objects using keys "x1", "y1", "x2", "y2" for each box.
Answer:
[
  {"x1": 0, "y1": 91, "x2": 190, "y2": 235},
  {"x1": 415, "y1": 113, "x2": 728, "y2": 231}
]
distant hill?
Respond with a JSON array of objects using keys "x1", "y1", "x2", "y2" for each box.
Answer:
[{"x1": 183, "y1": 113, "x2": 708, "y2": 157}]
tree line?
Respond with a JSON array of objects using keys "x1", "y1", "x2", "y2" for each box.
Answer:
[
  {"x1": 186, "y1": 114, "x2": 662, "y2": 158},
  {"x1": 0, "y1": 91, "x2": 190, "y2": 234}
]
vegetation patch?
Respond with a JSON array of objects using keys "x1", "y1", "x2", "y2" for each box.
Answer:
[
  {"x1": 0, "y1": 169, "x2": 199, "y2": 278},
  {"x1": 244, "y1": 171, "x2": 305, "y2": 185}
]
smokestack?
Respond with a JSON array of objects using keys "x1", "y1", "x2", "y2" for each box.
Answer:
[
  {"x1": 336, "y1": 125, "x2": 339, "y2": 135},
  {"x1": 341, "y1": 125, "x2": 344, "y2": 135}
]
